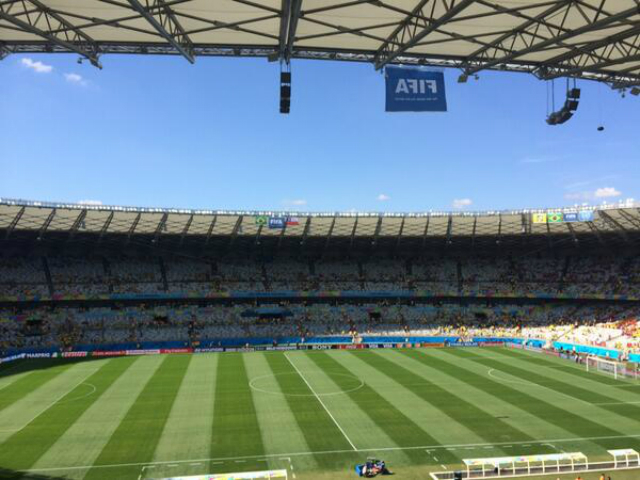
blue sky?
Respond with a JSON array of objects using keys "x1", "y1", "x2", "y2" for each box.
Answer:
[{"x1": 1, "y1": 53, "x2": 638, "y2": 213}]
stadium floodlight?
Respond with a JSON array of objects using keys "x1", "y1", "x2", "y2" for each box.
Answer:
[
  {"x1": 457, "y1": 73, "x2": 469, "y2": 83},
  {"x1": 631, "y1": 87, "x2": 640, "y2": 96}
]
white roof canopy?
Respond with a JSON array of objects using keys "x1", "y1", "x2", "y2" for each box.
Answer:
[{"x1": 2, "y1": 0, "x2": 640, "y2": 87}]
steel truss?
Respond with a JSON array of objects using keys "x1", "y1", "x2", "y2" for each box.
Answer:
[
  {"x1": 1, "y1": 0, "x2": 640, "y2": 87},
  {"x1": 126, "y1": 0, "x2": 195, "y2": 63},
  {"x1": 0, "y1": 0, "x2": 101, "y2": 67}
]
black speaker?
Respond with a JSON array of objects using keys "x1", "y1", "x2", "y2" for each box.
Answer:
[
  {"x1": 453, "y1": 472, "x2": 463, "y2": 480},
  {"x1": 281, "y1": 85, "x2": 291, "y2": 99},
  {"x1": 568, "y1": 88, "x2": 581, "y2": 99},
  {"x1": 565, "y1": 99, "x2": 579, "y2": 111},
  {"x1": 281, "y1": 71, "x2": 291, "y2": 83}
]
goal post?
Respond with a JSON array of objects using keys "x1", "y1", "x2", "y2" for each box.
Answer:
[{"x1": 586, "y1": 356, "x2": 628, "y2": 380}]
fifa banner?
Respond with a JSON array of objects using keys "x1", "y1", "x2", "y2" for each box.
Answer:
[
  {"x1": 255, "y1": 216, "x2": 300, "y2": 229},
  {"x1": 385, "y1": 66, "x2": 447, "y2": 112}
]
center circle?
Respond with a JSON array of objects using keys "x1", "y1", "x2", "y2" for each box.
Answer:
[{"x1": 249, "y1": 372, "x2": 365, "y2": 397}]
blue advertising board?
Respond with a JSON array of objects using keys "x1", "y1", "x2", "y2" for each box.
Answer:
[
  {"x1": 268, "y1": 217, "x2": 286, "y2": 229},
  {"x1": 385, "y1": 66, "x2": 447, "y2": 112},
  {"x1": 563, "y1": 212, "x2": 578, "y2": 222},
  {"x1": 578, "y1": 211, "x2": 595, "y2": 222}
]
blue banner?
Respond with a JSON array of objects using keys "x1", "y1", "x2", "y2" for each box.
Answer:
[
  {"x1": 268, "y1": 217, "x2": 285, "y2": 229},
  {"x1": 578, "y1": 211, "x2": 595, "y2": 222},
  {"x1": 385, "y1": 67, "x2": 447, "y2": 112}
]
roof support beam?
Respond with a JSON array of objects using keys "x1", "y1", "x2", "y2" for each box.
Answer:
[
  {"x1": 445, "y1": 214, "x2": 453, "y2": 245},
  {"x1": 4, "y1": 206, "x2": 25, "y2": 240},
  {"x1": 618, "y1": 209, "x2": 640, "y2": 229},
  {"x1": 278, "y1": 0, "x2": 302, "y2": 62},
  {"x1": 126, "y1": 213, "x2": 142, "y2": 244},
  {"x1": 0, "y1": 0, "x2": 102, "y2": 67},
  {"x1": 540, "y1": 24, "x2": 640, "y2": 80},
  {"x1": 324, "y1": 216, "x2": 336, "y2": 250},
  {"x1": 204, "y1": 215, "x2": 218, "y2": 245},
  {"x1": 68, "y1": 209, "x2": 87, "y2": 241},
  {"x1": 153, "y1": 212, "x2": 169, "y2": 243},
  {"x1": 463, "y1": 3, "x2": 640, "y2": 77},
  {"x1": 255, "y1": 223, "x2": 264, "y2": 245},
  {"x1": 375, "y1": 0, "x2": 478, "y2": 70},
  {"x1": 126, "y1": 0, "x2": 195, "y2": 63},
  {"x1": 37, "y1": 208, "x2": 56, "y2": 241},
  {"x1": 422, "y1": 216, "x2": 430, "y2": 247},
  {"x1": 586, "y1": 221, "x2": 605, "y2": 246},
  {"x1": 372, "y1": 216, "x2": 383, "y2": 246},
  {"x1": 395, "y1": 216, "x2": 405, "y2": 250},
  {"x1": 471, "y1": 215, "x2": 477, "y2": 247},
  {"x1": 300, "y1": 216, "x2": 312, "y2": 245},
  {"x1": 565, "y1": 222, "x2": 577, "y2": 244},
  {"x1": 349, "y1": 216, "x2": 359, "y2": 248},
  {"x1": 228, "y1": 215, "x2": 243, "y2": 247},
  {"x1": 599, "y1": 210, "x2": 629, "y2": 244},
  {"x1": 98, "y1": 211, "x2": 114, "y2": 242},
  {"x1": 277, "y1": 221, "x2": 288, "y2": 247},
  {"x1": 180, "y1": 214, "x2": 193, "y2": 244}
]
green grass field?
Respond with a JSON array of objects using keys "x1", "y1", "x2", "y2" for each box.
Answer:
[{"x1": 1, "y1": 346, "x2": 640, "y2": 480}]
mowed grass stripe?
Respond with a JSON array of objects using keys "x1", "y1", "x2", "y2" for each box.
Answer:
[
  {"x1": 0, "y1": 361, "x2": 70, "y2": 413},
  {"x1": 152, "y1": 354, "x2": 218, "y2": 464},
  {"x1": 0, "y1": 357, "x2": 134, "y2": 473},
  {"x1": 493, "y1": 347, "x2": 635, "y2": 389},
  {"x1": 28, "y1": 357, "x2": 163, "y2": 479},
  {"x1": 468, "y1": 348, "x2": 640, "y2": 422},
  {"x1": 83, "y1": 355, "x2": 192, "y2": 480},
  {"x1": 210, "y1": 353, "x2": 265, "y2": 473},
  {"x1": 442, "y1": 348, "x2": 640, "y2": 453},
  {"x1": 0, "y1": 361, "x2": 104, "y2": 446},
  {"x1": 353, "y1": 350, "x2": 533, "y2": 446},
  {"x1": 265, "y1": 353, "x2": 352, "y2": 451},
  {"x1": 245, "y1": 353, "x2": 318, "y2": 473},
  {"x1": 263, "y1": 353, "x2": 352, "y2": 470},
  {"x1": 412, "y1": 349, "x2": 626, "y2": 450},
  {"x1": 307, "y1": 351, "x2": 455, "y2": 465}
]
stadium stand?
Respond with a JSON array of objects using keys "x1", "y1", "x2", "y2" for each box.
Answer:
[{"x1": 1, "y1": 199, "x2": 639, "y2": 357}]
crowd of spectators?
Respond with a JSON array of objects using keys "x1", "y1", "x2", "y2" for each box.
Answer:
[
  {"x1": 1, "y1": 301, "x2": 638, "y2": 354},
  {"x1": 2, "y1": 255, "x2": 640, "y2": 298}
]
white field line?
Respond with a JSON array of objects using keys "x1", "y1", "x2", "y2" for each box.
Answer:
[
  {"x1": 24, "y1": 433, "x2": 640, "y2": 474},
  {"x1": 284, "y1": 353, "x2": 357, "y2": 451},
  {"x1": 0, "y1": 368, "x2": 100, "y2": 434}
]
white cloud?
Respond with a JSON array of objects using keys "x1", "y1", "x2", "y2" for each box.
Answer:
[
  {"x1": 282, "y1": 199, "x2": 307, "y2": 207},
  {"x1": 78, "y1": 199, "x2": 103, "y2": 206},
  {"x1": 64, "y1": 73, "x2": 87, "y2": 86},
  {"x1": 377, "y1": 194, "x2": 390, "y2": 201},
  {"x1": 452, "y1": 198, "x2": 472, "y2": 209},
  {"x1": 594, "y1": 187, "x2": 621, "y2": 198},
  {"x1": 21, "y1": 58, "x2": 53, "y2": 73}
]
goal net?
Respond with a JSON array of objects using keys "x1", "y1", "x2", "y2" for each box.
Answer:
[{"x1": 586, "y1": 356, "x2": 638, "y2": 381}]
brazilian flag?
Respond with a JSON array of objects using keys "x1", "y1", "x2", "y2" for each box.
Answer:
[
  {"x1": 255, "y1": 215, "x2": 268, "y2": 226},
  {"x1": 547, "y1": 212, "x2": 563, "y2": 223}
]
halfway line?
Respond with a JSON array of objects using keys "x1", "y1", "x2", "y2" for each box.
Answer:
[{"x1": 284, "y1": 353, "x2": 357, "y2": 451}]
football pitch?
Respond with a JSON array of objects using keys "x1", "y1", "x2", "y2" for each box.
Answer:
[{"x1": 1, "y1": 347, "x2": 640, "y2": 480}]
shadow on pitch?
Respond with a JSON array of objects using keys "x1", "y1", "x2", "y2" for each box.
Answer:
[
  {"x1": 0, "y1": 467, "x2": 70, "y2": 480},
  {"x1": 0, "y1": 356, "x2": 117, "y2": 381}
]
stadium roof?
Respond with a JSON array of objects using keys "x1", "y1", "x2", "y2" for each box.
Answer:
[
  {"x1": 1, "y1": 0, "x2": 640, "y2": 88},
  {"x1": 1, "y1": 198, "x2": 640, "y2": 254}
]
